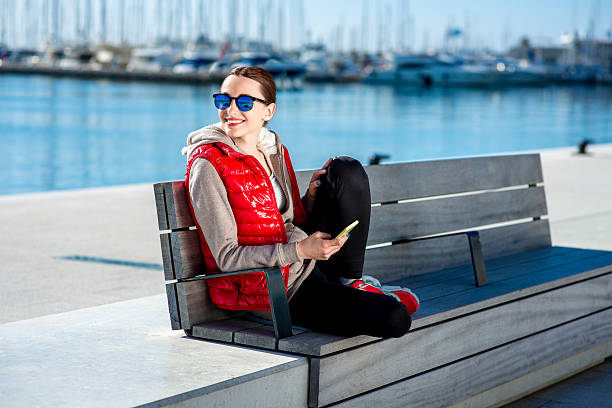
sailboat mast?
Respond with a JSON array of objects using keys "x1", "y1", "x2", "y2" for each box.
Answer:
[
  {"x1": 198, "y1": 0, "x2": 205, "y2": 39},
  {"x1": 278, "y1": 0, "x2": 284, "y2": 50},
  {"x1": 362, "y1": 0, "x2": 369, "y2": 52},
  {"x1": 52, "y1": 0, "x2": 59, "y2": 43}
]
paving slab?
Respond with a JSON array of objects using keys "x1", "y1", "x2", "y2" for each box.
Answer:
[
  {"x1": 539, "y1": 143, "x2": 612, "y2": 251},
  {"x1": 0, "y1": 294, "x2": 308, "y2": 408},
  {"x1": 0, "y1": 183, "x2": 164, "y2": 323}
]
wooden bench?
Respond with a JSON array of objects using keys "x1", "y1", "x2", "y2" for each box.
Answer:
[{"x1": 154, "y1": 153, "x2": 612, "y2": 407}]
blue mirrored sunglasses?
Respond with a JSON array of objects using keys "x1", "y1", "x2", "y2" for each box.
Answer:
[{"x1": 212, "y1": 93, "x2": 268, "y2": 112}]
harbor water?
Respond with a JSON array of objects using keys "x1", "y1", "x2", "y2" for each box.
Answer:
[{"x1": 1, "y1": 73, "x2": 611, "y2": 195}]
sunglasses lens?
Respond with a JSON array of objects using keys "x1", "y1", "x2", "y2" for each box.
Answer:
[
  {"x1": 236, "y1": 96, "x2": 254, "y2": 111},
  {"x1": 213, "y1": 94, "x2": 230, "y2": 110}
]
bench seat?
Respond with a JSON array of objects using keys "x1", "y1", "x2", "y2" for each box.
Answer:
[
  {"x1": 154, "y1": 153, "x2": 612, "y2": 407},
  {"x1": 184, "y1": 246, "x2": 612, "y2": 354}
]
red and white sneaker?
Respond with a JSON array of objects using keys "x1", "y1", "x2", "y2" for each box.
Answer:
[
  {"x1": 381, "y1": 285, "x2": 420, "y2": 314},
  {"x1": 349, "y1": 277, "x2": 386, "y2": 295},
  {"x1": 348, "y1": 275, "x2": 420, "y2": 314}
]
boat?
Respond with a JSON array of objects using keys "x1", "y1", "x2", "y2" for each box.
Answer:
[
  {"x1": 363, "y1": 53, "x2": 437, "y2": 85},
  {"x1": 558, "y1": 63, "x2": 603, "y2": 84},
  {"x1": 127, "y1": 46, "x2": 178, "y2": 72},
  {"x1": 365, "y1": 53, "x2": 553, "y2": 87},
  {"x1": 330, "y1": 56, "x2": 363, "y2": 82},
  {"x1": 210, "y1": 50, "x2": 305, "y2": 81},
  {"x1": 173, "y1": 49, "x2": 218, "y2": 74},
  {"x1": 300, "y1": 44, "x2": 335, "y2": 82}
]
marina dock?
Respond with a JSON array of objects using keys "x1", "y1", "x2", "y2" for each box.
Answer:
[
  {"x1": 0, "y1": 63, "x2": 226, "y2": 85},
  {"x1": 1, "y1": 145, "x2": 611, "y2": 407}
]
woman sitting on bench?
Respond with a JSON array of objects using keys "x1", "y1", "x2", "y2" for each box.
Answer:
[{"x1": 184, "y1": 66, "x2": 418, "y2": 338}]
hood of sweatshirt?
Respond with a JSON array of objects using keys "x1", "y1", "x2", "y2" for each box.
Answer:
[{"x1": 182, "y1": 122, "x2": 279, "y2": 158}]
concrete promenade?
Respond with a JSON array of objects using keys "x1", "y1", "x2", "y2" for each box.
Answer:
[{"x1": 1, "y1": 144, "x2": 611, "y2": 406}]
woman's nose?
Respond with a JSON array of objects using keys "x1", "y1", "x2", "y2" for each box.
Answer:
[{"x1": 227, "y1": 99, "x2": 241, "y2": 115}]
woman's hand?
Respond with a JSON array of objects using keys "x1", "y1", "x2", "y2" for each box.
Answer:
[
  {"x1": 296, "y1": 231, "x2": 348, "y2": 260},
  {"x1": 307, "y1": 158, "x2": 333, "y2": 200}
]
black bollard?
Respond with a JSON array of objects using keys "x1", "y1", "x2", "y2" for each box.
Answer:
[
  {"x1": 577, "y1": 139, "x2": 593, "y2": 154},
  {"x1": 369, "y1": 153, "x2": 391, "y2": 165}
]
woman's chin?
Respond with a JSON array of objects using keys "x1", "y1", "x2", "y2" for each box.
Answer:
[
  {"x1": 225, "y1": 127, "x2": 243, "y2": 138},
  {"x1": 225, "y1": 125, "x2": 257, "y2": 141}
]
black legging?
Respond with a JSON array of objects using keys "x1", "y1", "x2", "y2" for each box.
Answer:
[{"x1": 289, "y1": 157, "x2": 411, "y2": 338}]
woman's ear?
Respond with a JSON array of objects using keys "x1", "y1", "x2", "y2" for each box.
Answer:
[{"x1": 263, "y1": 103, "x2": 276, "y2": 121}]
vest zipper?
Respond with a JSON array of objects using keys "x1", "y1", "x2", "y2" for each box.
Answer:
[{"x1": 247, "y1": 155, "x2": 288, "y2": 244}]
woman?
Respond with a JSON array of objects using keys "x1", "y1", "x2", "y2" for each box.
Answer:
[{"x1": 184, "y1": 66, "x2": 417, "y2": 338}]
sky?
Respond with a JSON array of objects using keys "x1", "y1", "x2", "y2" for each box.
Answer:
[
  {"x1": 302, "y1": 0, "x2": 612, "y2": 52},
  {"x1": 2, "y1": 0, "x2": 612, "y2": 53}
]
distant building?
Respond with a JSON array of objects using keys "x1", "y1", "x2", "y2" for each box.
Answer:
[
  {"x1": 566, "y1": 38, "x2": 612, "y2": 72},
  {"x1": 508, "y1": 36, "x2": 612, "y2": 73}
]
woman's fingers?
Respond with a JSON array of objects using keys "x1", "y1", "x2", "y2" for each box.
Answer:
[
  {"x1": 309, "y1": 169, "x2": 326, "y2": 184},
  {"x1": 309, "y1": 158, "x2": 332, "y2": 183},
  {"x1": 309, "y1": 180, "x2": 321, "y2": 191},
  {"x1": 313, "y1": 231, "x2": 331, "y2": 239},
  {"x1": 298, "y1": 231, "x2": 348, "y2": 260},
  {"x1": 307, "y1": 158, "x2": 334, "y2": 199},
  {"x1": 319, "y1": 236, "x2": 348, "y2": 259}
]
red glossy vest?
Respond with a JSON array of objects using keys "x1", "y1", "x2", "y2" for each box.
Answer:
[{"x1": 185, "y1": 142, "x2": 306, "y2": 311}]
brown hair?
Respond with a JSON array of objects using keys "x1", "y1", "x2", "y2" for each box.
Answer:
[{"x1": 227, "y1": 66, "x2": 276, "y2": 104}]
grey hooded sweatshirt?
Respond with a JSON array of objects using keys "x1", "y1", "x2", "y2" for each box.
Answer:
[{"x1": 185, "y1": 123, "x2": 316, "y2": 301}]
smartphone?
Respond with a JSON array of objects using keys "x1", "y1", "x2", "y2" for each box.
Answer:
[{"x1": 335, "y1": 220, "x2": 359, "y2": 239}]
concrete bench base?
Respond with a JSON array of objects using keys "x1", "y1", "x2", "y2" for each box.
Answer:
[{"x1": 0, "y1": 295, "x2": 308, "y2": 408}]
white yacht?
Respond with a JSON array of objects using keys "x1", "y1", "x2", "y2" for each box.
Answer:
[
  {"x1": 365, "y1": 53, "x2": 552, "y2": 87},
  {"x1": 300, "y1": 44, "x2": 335, "y2": 82},
  {"x1": 127, "y1": 47, "x2": 178, "y2": 72},
  {"x1": 173, "y1": 49, "x2": 218, "y2": 74}
]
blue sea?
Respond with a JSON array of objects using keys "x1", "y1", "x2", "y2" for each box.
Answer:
[{"x1": 1, "y1": 74, "x2": 611, "y2": 195}]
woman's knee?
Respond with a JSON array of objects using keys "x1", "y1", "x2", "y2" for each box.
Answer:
[
  {"x1": 327, "y1": 156, "x2": 369, "y2": 192},
  {"x1": 383, "y1": 303, "x2": 412, "y2": 338}
]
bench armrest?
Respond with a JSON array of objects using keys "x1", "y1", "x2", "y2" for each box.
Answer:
[
  {"x1": 405, "y1": 231, "x2": 488, "y2": 287},
  {"x1": 178, "y1": 267, "x2": 293, "y2": 339}
]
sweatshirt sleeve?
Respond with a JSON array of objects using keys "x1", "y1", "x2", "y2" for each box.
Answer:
[
  {"x1": 188, "y1": 158, "x2": 301, "y2": 271},
  {"x1": 302, "y1": 191, "x2": 315, "y2": 214}
]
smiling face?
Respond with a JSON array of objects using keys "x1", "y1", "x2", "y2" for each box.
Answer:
[{"x1": 218, "y1": 75, "x2": 276, "y2": 145}]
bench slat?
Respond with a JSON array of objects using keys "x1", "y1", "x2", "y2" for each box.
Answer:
[
  {"x1": 174, "y1": 281, "x2": 238, "y2": 329},
  {"x1": 233, "y1": 325, "x2": 279, "y2": 350},
  {"x1": 191, "y1": 318, "x2": 263, "y2": 342},
  {"x1": 310, "y1": 272, "x2": 612, "y2": 406},
  {"x1": 159, "y1": 234, "x2": 175, "y2": 281},
  {"x1": 367, "y1": 186, "x2": 547, "y2": 244},
  {"x1": 170, "y1": 230, "x2": 205, "y2": 280},
  {"x1": 278, "y1": 332, "x2": 378, "y2": 357},
  {"x1": 363, "y1": 219, "x2": 551, "y2": 283},
  {"x1": 165, "y1": 283, "x2": 181, "y2": 330},
  {"x1": 153, "y1": 183, "x2": 169, "y2": 231},
  {"x1": 296, "y1": 154, "x2": 543, "y2": 204},
  {"x1": 233, "y1": 325, "x2": 310, "y2": 350},
  {"x1": 331, "y1": 308, "x2": 612, "y2": 408},
  {"x1": 164, "y1": 181, "x2": 195, "y2": 230},
  {"x1": 368, "y1": 154, "x2": 543, "y2": 203}
]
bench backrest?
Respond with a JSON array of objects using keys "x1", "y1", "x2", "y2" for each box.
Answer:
[{"x1": 155, "y1": 153, "x2": 550, "y2": 330}]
